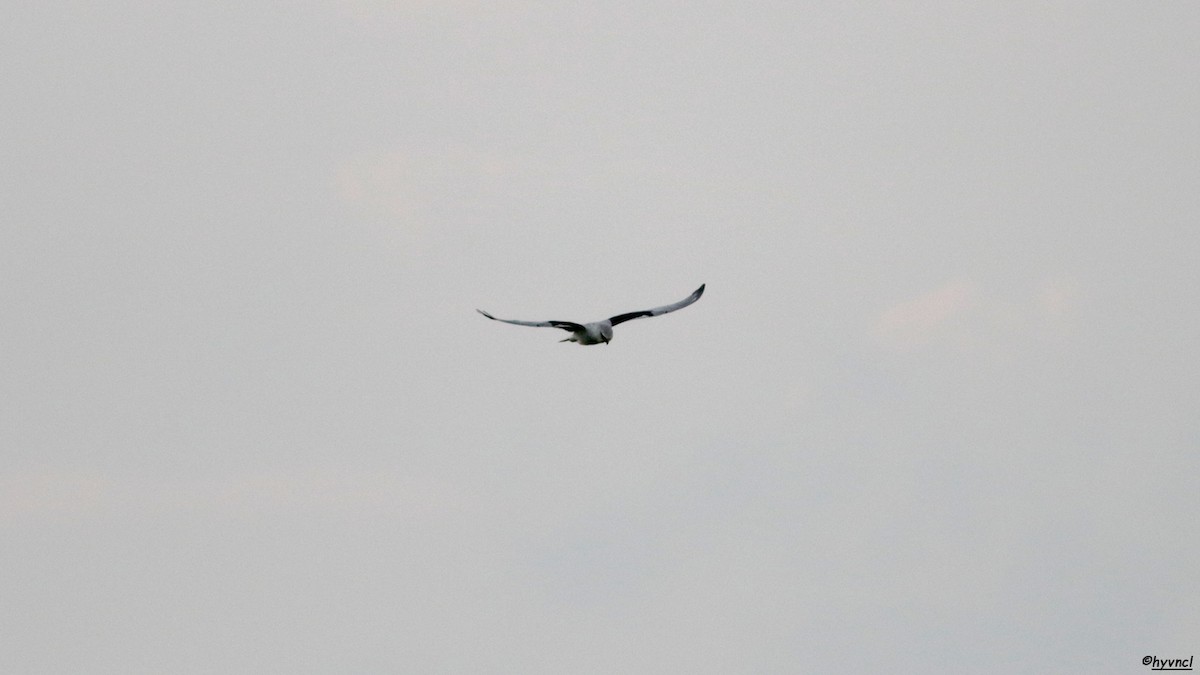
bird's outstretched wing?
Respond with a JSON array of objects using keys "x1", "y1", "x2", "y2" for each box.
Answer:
[
  {"x1": 607, "y1": 284, "x2": 705, "y2": 327},
  {"x1": 476, "y1": 310, "x2": 584, "y2": 333}
]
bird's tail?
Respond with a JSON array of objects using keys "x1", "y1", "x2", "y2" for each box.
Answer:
[{"x1": 559, "y1": 336, "x2": 576, "y2": 343}]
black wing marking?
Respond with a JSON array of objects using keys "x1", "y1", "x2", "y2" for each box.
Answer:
[
  {"x1": 608, "y1": 284, "x2": 705, "y2": 327},
  {"x1": 477, "y1": 310, "x2": 584, "y2": 332},
  {"x1": 606, "y1": 310, "x2": 652, "y2": 326},
  {"x1": 548, "y1": 321, "x2": 586, "y2": 332}
]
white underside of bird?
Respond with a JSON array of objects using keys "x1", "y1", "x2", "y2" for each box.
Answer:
[{"x1": 477, "y1": 284, "x2": 705, "y2": 345}]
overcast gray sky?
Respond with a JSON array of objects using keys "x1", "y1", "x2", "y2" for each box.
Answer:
[{"x1": 3, "y1": 2, "x2": 1198, "y2": 673}]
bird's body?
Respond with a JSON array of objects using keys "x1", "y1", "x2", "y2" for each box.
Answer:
[
  {"x1": 561, "y1": 322, "x2": 614, "y2": 345},
  {"x1": 477, "y1": 284, "x2": 705, "y2": 346}
]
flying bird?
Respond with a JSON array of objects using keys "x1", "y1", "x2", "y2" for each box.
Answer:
[{"x1": 477, "y1": 284, "x2": 705, "y2": 345}]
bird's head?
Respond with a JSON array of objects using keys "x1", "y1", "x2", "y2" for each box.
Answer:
[{"x1": 600, "y1": 324, "x2": 613, "y2": 344}]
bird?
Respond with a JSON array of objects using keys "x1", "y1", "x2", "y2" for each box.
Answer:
[{"x1": 477, "y1": 284, "x2": 705, "y2": 345}]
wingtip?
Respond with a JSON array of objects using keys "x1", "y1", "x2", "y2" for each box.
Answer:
[
  {"x1": 696, "y1": 283, "x2": 706, "y2": 296},
  {"x1": 476, "y1": 309, "x2": 495, "y2": 320}
]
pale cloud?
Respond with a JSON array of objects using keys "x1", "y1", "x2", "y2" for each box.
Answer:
[
  {"x1": 1036, "y1": 276, "x2": 1081, "y2": 329},
  {"x1": 1038, "y1": 278, "x2": 1077, "y2": 317},
  {"x1": 332, "y1": 146, "x2": 518, "y2": 243},
  {"x1": 875, "y1": 281, "x2": 976, "y2": 350},
  {"x1": 0, "y1": 467, "x2": 465, "y2": 523},
  {"x1": 202, "y1": 468, "x2": 466, "y2": 518},
  {"x1": 332, "y1": 148, "x2": 456, "y2": 257},
  {"x1": 874, "y1": 276, "x2": 1081, "y2": 352},
  {"x1": 338, "y1": 0, "x2": 488, "y2": 22},
  {"x1": 0, "y1": 470, "x2": 111, "y2": 521},
  {"x1": 333, "y1": 149, "x2": 431, "y2": 223}
]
